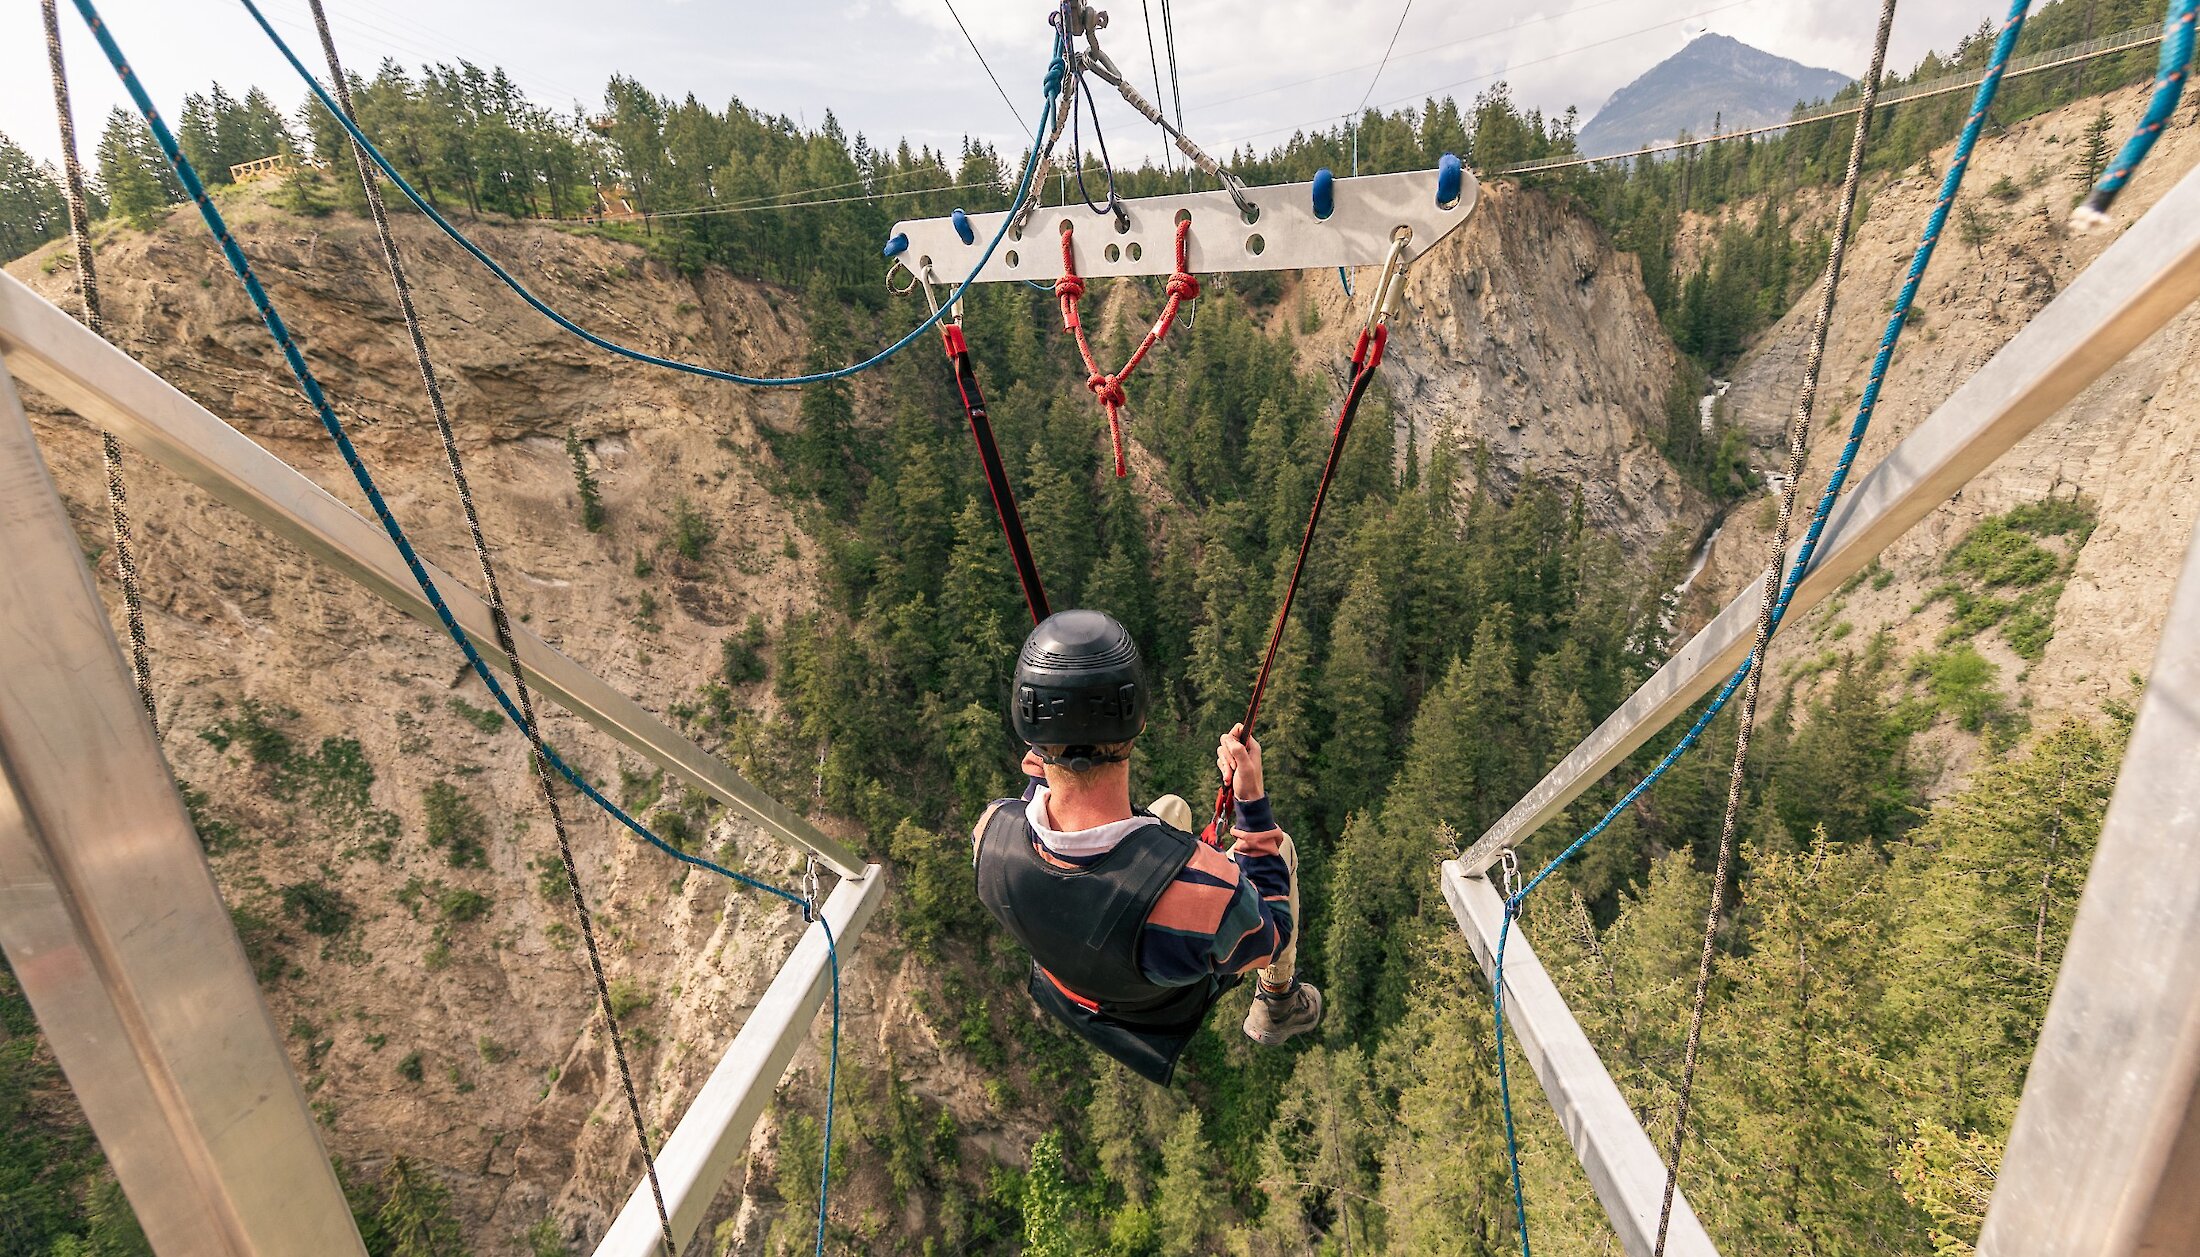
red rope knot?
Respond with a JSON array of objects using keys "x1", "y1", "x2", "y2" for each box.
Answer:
[
  {"x1": 1087, "y1": 371, "x2": 1127, "y2": 412},
  {"x1": 1054, "y1": 272, "x2": 1087, "y2": 305},
  {"x1": 1165, "y1": 272, "x2": 1201, "y2": 303}
]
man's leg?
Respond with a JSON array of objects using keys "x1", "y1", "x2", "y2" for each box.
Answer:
[
  {"x1": 1245, "y1": 832, "x2": 1322, "y2": 1045},
  {"x1": 1257, "y1": 832, "x2": 1300, "y2": 993}
]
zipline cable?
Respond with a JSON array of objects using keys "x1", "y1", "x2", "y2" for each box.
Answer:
[
  {"x1": 72, "y1": 5, "x2": 847, "y2": 1251},
  {"x1": 1652, "y1": 9, "x2": 1901, "y2": 1251},
  {"x1": 305, "y1": 2, "x2": 676, "y2": 1248},
  {"x1": 237, "y1": 0, "x2": 1065, "y2": 390},
  {"x1": 1140, "y1": 0, "x2": 1174, "y2": 174},
  {"x1": 40, "y1": 0, "x2": 156, "y2": 730},
  {"x1": 1159, "y1": 0, "x2": 1188, "y2": 188},
  {"x1": 942, "y1": 0, "x2": 1034, "y2": 137},
  {"x1": 1357, "y1": 0, "x2": 1417, "y2": 116},
  {"x1": 1488, "y1": 0, "x2": 2030, "y2": 1250}
]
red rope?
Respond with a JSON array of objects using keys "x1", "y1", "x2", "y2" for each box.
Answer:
[
  {"x1": 1204, "y1": 323, "x2": 1392, "y2": 845},
  {"x1": 1057, "y1": 217, "x2": 1201, "y2": 476}
]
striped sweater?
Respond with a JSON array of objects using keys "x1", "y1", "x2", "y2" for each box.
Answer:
[{"x1": 977, "y1": 781, "x2": 1295, "y2": 988}]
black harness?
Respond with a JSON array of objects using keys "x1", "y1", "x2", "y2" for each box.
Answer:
[{"x1": 974, "y1": 802, "x2": 1239, "y2": 1085}]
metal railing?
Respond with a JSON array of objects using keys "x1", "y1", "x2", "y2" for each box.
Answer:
[
  {"x1": 0, "y1": 273, "x2": 887, "y2": 1254},
  {"x1": 1444, "y1": 154, "x2": 2200, "y2": 1257}
]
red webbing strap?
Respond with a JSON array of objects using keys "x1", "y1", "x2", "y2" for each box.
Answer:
[
  {"x1": 1205, "y1": 323, "x2": 1391, "y2": 845},
  {"x1": 942, "y1": 324, "x2": 1051, "y2": 625},
  {"x1": 1057, "y1": 217, "x2": 1202, "y2": 477}
]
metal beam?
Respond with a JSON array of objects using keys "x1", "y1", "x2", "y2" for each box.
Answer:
[
  {"x1": 1978, "y1": 511, "x2": 2200, "y2": 1257},
  {"x1": 888, "y1": 166, "x2": 1479, "y2": 284},
  {"x1": 0, "y1": 273, "x2": 864, "y2": 879},
  {"x1": 0, "y1": 360, "x2": 365, "y2": 1256},
  {"x1": 1463, "y1": 156, "x2": 2200, "y2": 875},
  {"x1": 594, "y1": 864, "x2": 887, "y2": 1257},
  {"x1": 1440, "y1": 862, "x2": 1719, "y2": 1257}
]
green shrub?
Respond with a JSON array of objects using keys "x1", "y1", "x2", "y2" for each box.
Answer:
[
  {"x1": 670, "y1": 497, "x2": 714, "y2": 561},
  {"x1": 524, "y1": 1218, "x2": 572, "y2": 1257},
  {"x1": 437, "y1": 886, "x2": 493, "y2": 923},
  {"x1": 423, "y1": 781, "x2": 489, "y2": 868},
  {"x1": 607, "y1": 979, "x2": 652, "y2": 1019},
  {"x1": 229, "y1": 905, "x2": 292, "y2": 985},
  {"x1": 281, "y1": 880, "x2": 353, "y2": 937},
  {"x1": 1918, "y1": 646, "x2": 2006, "y2": 732},
  {"x1": 397, "y1": 1050, "x2": 425, "y2": 1082},
  {"x1": 721, "y1": 615, "x2": 769, "y2": 685},
  {"x1": 447, "y1": 697, "x2": 504, "y2": 735}
]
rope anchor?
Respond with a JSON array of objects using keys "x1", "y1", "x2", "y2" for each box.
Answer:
[{"x1": 1056, "y1": 215, "x2": 1201, "y2": 477}]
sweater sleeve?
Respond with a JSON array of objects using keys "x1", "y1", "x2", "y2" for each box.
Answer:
[{"x1": 1137, "y1": 798, "x2": 1297, "y2": 985}]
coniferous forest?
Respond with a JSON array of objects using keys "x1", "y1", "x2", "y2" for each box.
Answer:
[{"x1": 0, "y1": 0, "x2": 2174, "y2": 1251}]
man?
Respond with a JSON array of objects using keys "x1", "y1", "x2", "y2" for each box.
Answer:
[{"x1": 973, "y1": 609, "x2": 1323, "y2": 1086}]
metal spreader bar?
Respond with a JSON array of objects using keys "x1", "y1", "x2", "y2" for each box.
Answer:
[{"x1": 889, "y1": 166, "x2": 1478, "y2": 285}]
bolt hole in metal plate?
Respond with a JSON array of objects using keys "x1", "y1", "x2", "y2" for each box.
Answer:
[
  {"x1": 1247, "y1": 234, "x2": 1265, "y2": 256},
  {"x1": 893, "y1": 168, "x2": 1478, "y2": 284}
]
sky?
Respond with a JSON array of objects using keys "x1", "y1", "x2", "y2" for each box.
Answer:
[{"x1": 5, "y1": 0, "x2": 2013, "y2": 174}]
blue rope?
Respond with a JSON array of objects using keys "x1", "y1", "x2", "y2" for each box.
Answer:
[
  {"x1": 72, "y1": 3, "x2": 848, "y2": 1249},
  {"x1": 234, "y1": 0, "x2": 1063, "y2": 389},
  {"x1": 1487, "y1": 0, "x2": 2034, "y2": 1243},
  {"x1": 2082, "y1": 0, "x2": 2196, "y2": 217},
  {"x1": 814, "y1": 918, "x2": 841, "y2": 1256},
  {"x1": 1494, "y1": 910, "x2": 1530, "y2": 1257}
]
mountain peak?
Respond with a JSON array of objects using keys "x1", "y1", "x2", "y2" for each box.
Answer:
[{"x1": 1577, "y1": 35, "x2": 1852, "y2": 156}]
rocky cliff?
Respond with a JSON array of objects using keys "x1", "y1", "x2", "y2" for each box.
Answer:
[{"x1": 1687, "y1": 80, "x2": 2199, "y2": 788}]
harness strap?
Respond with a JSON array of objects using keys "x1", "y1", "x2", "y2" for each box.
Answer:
[
  {"x1": 1057, "y1": 217, "x2": 1201, "y2": 477},
  {"x1": 941, "y1": 322, "x2": 1051, "y2": 624},
  {"x1": 1207, "y1": 323, "x2": 1391, "y2": 841}
]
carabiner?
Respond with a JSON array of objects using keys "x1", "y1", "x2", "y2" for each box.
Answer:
[
  {"x1": 1363, "y1": 229, "x2": 1411, "y2": 337},
  {"x1": 915, "y1": 263, "x2": 962, "y2": 328}
]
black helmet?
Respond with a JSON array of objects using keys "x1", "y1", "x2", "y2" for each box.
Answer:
[{"x1": 1011, "y1": 610, "x2": 1147, "y2": 765}]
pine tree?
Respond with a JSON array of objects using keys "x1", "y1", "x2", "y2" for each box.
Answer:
[
  {"x1": 937, "y1": 498, "x2": 1018, "y2": 718},
  {"x1": 1153, "y1": 1109, "x2": 1217, "y2": 1254},
  {"x1": 1316, "y1": 563, "x2": 1396, "y2": 831},
  {"x1": 1884, "y1": 718, "x2": 2123, "y2": 1135},
  {"x1": 376, "y1": 1158, "x2": 468, "y2": 1257},
  {"x1": 2072, "y1": 106, "x2": 2114, "y2": 193},
  {"x1": 1695, "y1": 835, "x2": 1914, "y2": 1251},
  {"x1": 96, "y1": 108, "x2": 177, "y2": 230},
  {"x1": 0, "y1": 134, "x2": 68, "y2": 260},
  {"x1": 564, "y1": 429, "x2": 604, "y2": 532},
  {"x1": 1021, "y1": 1131, "x2": 1077, "y2": 1257}
]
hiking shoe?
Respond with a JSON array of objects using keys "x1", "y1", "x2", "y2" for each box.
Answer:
[{"x1": 1244, "y1": 981, "x2": 1323, "y2": 1046}]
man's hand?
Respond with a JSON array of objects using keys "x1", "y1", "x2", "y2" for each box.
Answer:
[{"x1": 1217, "y1": 724, "x2": 1265, "y2": 803}]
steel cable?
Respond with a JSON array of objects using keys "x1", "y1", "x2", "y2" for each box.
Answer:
[
  {"x1": 1652, "y1": 6, "x2": 1902, "y2": 1250},
  {"x1": 40, "y1": 0, "x2": 156, "y2": 729},
  {"x1": 306, "y1": 2, "x2": 677, "y2": 1248}
]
